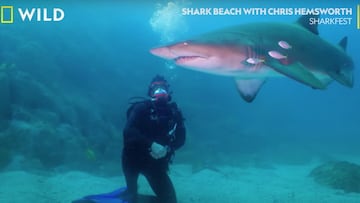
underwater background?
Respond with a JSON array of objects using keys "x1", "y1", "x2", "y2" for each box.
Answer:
[{"x1": 0, "y1": 0, "x2": 359, "y2": 195}]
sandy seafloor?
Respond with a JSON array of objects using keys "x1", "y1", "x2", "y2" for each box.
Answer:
[{"x1": 1, "y1": 157, "x2": 360, "y2": 203}]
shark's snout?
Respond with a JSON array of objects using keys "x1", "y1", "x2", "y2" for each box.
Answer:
[{"x1": 150, "y1": 47, "x2": 176, "y2": 60}]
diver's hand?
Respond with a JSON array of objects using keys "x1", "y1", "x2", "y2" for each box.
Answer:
[{"x1": 150, "y1": 142, "x2": 168, "y2": 159}]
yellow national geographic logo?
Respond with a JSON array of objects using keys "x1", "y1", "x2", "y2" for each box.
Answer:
[
  {"x1": 1, "y1": 6, "x2": 14, "y2": 24},
  {"x1": 1, "y1": 5, "x2": 64, "y2": 24},
  {"x1": 357, "y1": 4, "x2": 360, "y2": 29}
]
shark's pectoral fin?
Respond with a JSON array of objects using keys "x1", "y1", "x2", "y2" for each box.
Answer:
[
  {"x1": 266, "y1": 60, "x2": 326, "y2": 89},
  {"x1": 235, "y1": 78, "x2": 266, "y2": 103}
]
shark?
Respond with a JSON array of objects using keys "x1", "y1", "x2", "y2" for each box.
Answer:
[{"x1": 150, "y1": 15, "x2": 354, "y2": 102}]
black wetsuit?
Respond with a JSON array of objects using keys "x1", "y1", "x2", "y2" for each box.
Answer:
[{"x1": 122, "y1": 100, "x2": 186, "y2": 203}]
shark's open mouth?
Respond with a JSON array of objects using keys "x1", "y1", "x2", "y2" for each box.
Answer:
[{"x1": 174, "y1": 56, "x2": 205, "y2": 63}]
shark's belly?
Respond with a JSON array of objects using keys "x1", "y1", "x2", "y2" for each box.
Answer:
[{"x1": 229, "y1": 65, "x2": 284, "y2": 79}]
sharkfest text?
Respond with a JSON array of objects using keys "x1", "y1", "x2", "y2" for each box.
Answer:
[{"x1": 182, "y1": 7, "x2": 353, "y2": 25}]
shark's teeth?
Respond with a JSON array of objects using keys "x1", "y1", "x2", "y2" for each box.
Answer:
[{"x1": 174, "y1": 56, "x2": 204, "y2": 62}]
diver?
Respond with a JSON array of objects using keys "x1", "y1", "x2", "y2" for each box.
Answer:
[{"x1": 121, "y1": 75, "x2": 186, "y2": 203}]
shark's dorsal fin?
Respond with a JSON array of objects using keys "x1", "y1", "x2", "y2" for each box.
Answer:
[
  {"x1": 338, "y1": 36, "x2": 347, "y2": 51},
  {"x1": 235, "y1": 78, "x2": 266, "y2": 103},
  {"x1": 296, "y1": 15, "x2": 319, "y2": 35}
]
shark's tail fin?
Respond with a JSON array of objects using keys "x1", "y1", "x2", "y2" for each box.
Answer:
[{"x1": 327, "y1": 36, "x2": 354, "y2": 88}]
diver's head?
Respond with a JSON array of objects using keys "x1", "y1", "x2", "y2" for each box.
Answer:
[{"x1": 148, "y1": 75, "x2": 171, "y2": 103}]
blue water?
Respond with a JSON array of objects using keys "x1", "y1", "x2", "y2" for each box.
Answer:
[{"x1": 0, "y1": 0, "x2": 360, "y2": 201}]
